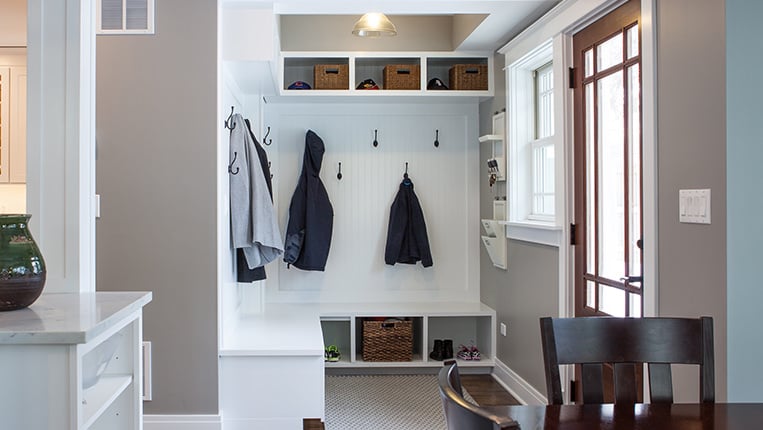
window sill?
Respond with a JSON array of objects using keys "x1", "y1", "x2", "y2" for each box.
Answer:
[{"x1": 506, "y1": 220, "x2": 563, "y2": 247}]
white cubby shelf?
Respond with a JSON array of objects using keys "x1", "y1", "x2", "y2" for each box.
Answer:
[{"x1": 319, "y1": 302, "x2": 497, "y2": 368}]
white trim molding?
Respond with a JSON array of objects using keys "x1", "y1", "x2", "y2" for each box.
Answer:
[
  {"x1": 144, "y1": 415, "x2": 222, "y2": 430},
  {"x1": 491, "y1": 358, "x2": 547, "y2": 406}
]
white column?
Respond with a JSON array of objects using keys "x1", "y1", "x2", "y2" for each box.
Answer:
[{"x1": 26, "y1": 0, "x2": 96, "y2": 293}]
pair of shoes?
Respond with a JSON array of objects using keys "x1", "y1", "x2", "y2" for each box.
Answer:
[
  {"x1": 457, "y1": 343, "x2": 481, "y2": 361},
  {"x1": 325, "y1": 345, "x2": 341, "y2": 362},
  {"x1": 429, "y1": 339, "x2": 454, "y2": 361}
]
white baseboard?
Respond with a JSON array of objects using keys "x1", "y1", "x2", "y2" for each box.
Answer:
[
  {"x1": 143, "y1": 415, "x2": 222, "y2": 430},
  {"x1": 491, "y1": 358, "x2": 547, "y2": 405}
]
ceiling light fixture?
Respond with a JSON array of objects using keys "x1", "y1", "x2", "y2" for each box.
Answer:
[{"x1": 352, "y1": 13, "x2": 397, "y2": 37}]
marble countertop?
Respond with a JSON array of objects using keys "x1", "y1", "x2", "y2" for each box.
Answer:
[{"x1": 0, "y1": 291, "x2": 152, "y2": 344}]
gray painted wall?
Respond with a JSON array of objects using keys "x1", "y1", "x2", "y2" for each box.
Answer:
[
  {"x1": 481, "y1": 0, "x2": 730, "y2": 401},
  {"x1": 95, "y1": 0, "x2": 218, "y2": 415},
  {"x1": 479, "y1": 54, "x2": 560, "y2": 392},
  {"x1": 727, "y1": 0, "x2": 763, "y2": 402},
  {"x1": 656, "y1": 0, "x2": 727, "y2": 402}
]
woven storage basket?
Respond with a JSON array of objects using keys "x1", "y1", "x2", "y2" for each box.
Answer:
[
  {"x1": 314, "y1": 64, "x2": 349, "y2": 90},
  {"x1": 383, "y1": 64, "x2": 421, "y2": 90},
  {"x1": 449, "y1": 64, "x2": 488, "y2": 90},
  {"x1": 362, "y1": 320, "x2": 413, "y2": 362}
]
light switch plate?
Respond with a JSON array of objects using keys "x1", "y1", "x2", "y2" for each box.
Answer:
[{"x1": 679, "y1": 189, "x2": 711, "y2": 224}]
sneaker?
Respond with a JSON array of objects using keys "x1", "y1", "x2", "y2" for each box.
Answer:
[
  {"x1": 325, "y1": 345, "x2": 341, "y2": 362},
  {"x1": 457, "y1": 344, "x2": 472, "y2": 361},
  {"x1": 469, "y1": 344, "x2": 481, "y2": 361}
]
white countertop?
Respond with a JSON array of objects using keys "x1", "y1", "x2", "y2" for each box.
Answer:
[{"x1": 0, "y1": 292, "x2": 152, "y2": 344}]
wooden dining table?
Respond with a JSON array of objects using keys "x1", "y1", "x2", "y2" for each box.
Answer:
[{"x1": 484, "y1": 403, "x2": 763, "y2": 429}]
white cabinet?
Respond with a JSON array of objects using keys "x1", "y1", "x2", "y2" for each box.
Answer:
[
  {"x1": 480, "y1": 111, "x2": 508, "y2": 269},
  {"x1": 0, "y1": 292, "x2": 152, "y2": 430},
  {"x1": 0, "y1": 66, "x2": 26, "y2": 183}
]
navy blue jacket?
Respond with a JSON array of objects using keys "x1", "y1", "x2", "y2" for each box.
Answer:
[
  {"x1": 283, "y1": 130, "x2": 334, "y2": 271},
  {"x1": 384, "y1": 178, "x2": 433, "y2": 267}
]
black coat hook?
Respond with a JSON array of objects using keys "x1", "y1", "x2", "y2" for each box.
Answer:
[
  {"x1": 373, "y1": 129, "x2": 379, "y2": 148},
  {"x1": 224, "y1": 106, "x2": 236, "y2": 130},
  {"x1": 434, "y1": 129, "x2": 440, "y2": 148},
  {"x1": 228, "y1": 151, "x2": 239, "y2": 175},
  {"x1": 404, "y1": 162, "x2": 409, "y2": 178},
  {"x1": 263, "y1": 126, "x2": 272, "y2": 146},
  {"x1": 337, "y1": 162, "x2": 343, "y2": 180}
]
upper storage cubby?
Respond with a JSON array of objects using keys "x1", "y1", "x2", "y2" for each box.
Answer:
[{"x1": 279, "y1": 52, "x2": 493, "y2": 98}]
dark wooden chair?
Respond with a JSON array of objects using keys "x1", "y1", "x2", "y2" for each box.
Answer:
[
  {"x1": 540, "y1": 316, "x2": 715, "y2": 405},
  {"x1": 438, "y1": 360, "x2": 519, "y2": 430}
]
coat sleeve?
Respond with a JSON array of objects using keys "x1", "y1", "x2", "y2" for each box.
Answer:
[
  {"x1": 229, "y1": 115, "x2": 252, "y2": 250},
  {"x1": 384, "y1": 192, "x2": 406, "y2": 265},
  {"x1": 411, "y1": 192, "x2": 433, "y2": 267},
  {"x1": 283, "y1": 176, "x2": 307, "y2": 265}
]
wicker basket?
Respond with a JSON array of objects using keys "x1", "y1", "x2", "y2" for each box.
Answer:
[
  {"x1": 314, "y1": 64, "x2": 349, "y2": 90},
  {"x1": 362, "y1": 319, "x2": 413, "y2": 362},
  {"x1": 383, "y1": 65, "x2": 421, "y2": 90},
  {"x1": 449, "y1": 64, "x2": 488, "y2": 90}
]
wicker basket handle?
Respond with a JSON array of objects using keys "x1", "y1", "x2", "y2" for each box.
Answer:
[
  {"x1": 381, "y1": 322, "x2": 396, "y2": 329},
  {"x1": 324, "y1": 68, "x2": 340, "y2": 74},
  {"x1": 465, "y1": 68, "x2": 481, "y2": 74},
  {"x1": 396, "y1": 69, "x2": 411, "y2": 75}
]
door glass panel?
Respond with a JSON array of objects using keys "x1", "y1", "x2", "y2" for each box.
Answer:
[
  {"x1": 600, "y1": 285, "x2": 626, "y2": 317},
  {"x1": 585, "y1": 83, "x2": 596, "y2": 273},
  {"x1": 597, "y1": 33, "x2": 623, "y2": 72},
  {"x1": 584, "y1": 49, "x2": 594, "y2": 78},
  {"x1": 628, "y1": 64, "x2": 642, "y2": 282},
  {"x1": 597, "y1": 71, "x2": 625, "y2": 281},
  {"x1": 626, "y1": 25, "x2": 639, "y2": 59},
  {"x1": 587, "y1": 281, "x2": 596, "y2": 309},
  {"x1": 629, "y1": 293, "x2": 642, "y2": 317}
]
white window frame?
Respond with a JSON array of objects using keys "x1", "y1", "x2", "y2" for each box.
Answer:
[
  {"x1": 506, "y1": 39, "x2": 563, "y2": 245},
  {"x1": 96, "y1": 0, "x2": 155, "y2": 35}
]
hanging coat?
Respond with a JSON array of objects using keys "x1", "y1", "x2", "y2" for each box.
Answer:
[
  {"x1": 229, "y1": 113, "x2": 283, "y2": 271},
  {"x1": 384, "y1": 178, "x2": 433, "y2": 267},
  {"x1": 283, "y1": 130, "x2": 334, "y2": 271},
  {"x1": 235, "y1": 119, "x2": 275, "y2": 282}
]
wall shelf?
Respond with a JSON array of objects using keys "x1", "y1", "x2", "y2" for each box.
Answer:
[{"x1": 279, "y1": 51, "x2": 493, "y2": 98}]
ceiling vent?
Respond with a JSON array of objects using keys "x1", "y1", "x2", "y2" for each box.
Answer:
[{"x1": 97, "y1": 0, "x2": 154, "y2": 34}]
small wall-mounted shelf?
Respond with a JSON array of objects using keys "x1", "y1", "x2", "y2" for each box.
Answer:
[
  {"x1": 479, "y1": 112, "x2": 506, "y2": 184},
  {"x1": 481, "y1": 219, "x2": 507, "y2": 269}
]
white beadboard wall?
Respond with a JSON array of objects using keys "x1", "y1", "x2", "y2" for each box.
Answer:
[{"x1": 263, "y1": 102, "x2": 480, "y2": 304}]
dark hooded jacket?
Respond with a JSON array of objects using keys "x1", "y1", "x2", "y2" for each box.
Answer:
[
  {"x1": 283, "y1": 130, "x2": 334, "y2": 271},
  {"x1": 384, "y1": 177, "x2": 433, "y2": 267}
]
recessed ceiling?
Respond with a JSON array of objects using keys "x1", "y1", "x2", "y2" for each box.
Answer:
[{"x1": 229, "y1": 0, "x2": 561, "y2": 51}]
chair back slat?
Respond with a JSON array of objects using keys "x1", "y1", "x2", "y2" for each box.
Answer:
[
  {"x1": 648, "y1": 363, "x2": 673, "y2": 403},
  {"x1": 580, "y1": 364, "x2": 604, "y2": 404},
  {"x1": 540, "y1": 316, "x2": 715, "y2": 405},
  {"x1": 614, "y1": 363, "x2": 638, "y2": 404}
]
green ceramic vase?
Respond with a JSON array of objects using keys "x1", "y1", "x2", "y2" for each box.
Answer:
[{"x1": 0, "y1": 214, "x2": 46, "y2": 311}]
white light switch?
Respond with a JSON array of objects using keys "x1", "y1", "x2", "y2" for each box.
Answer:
[{"x1": 679, "y1": 189, "x2": 711, "y2": 224}]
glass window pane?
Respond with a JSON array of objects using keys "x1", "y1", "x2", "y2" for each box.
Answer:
[
  {"x1": 587, "y1": 281, "x2": 596, "y2": 309},
  {"x1": 628, "y1": 64, "x2": 642, "y2": 281},
  {"x1": 101, "y1": 0, "x2": 123, "y2": 30},
  {"x1": 626, "y1": 25, "x2": 639, "y2": 59},
  {"x1": 535, "y1": 62, "x2": 554, "y2": 139},
  {"x1": 629, "y1": 293, "x2": 642, "y2": 317},
  {"x1": 585, "y1": 83, "x2": 596, "y2": 274},
  {"x1": 597, "y1": 71, "x2": 625, "y2": 282},
  {"x1": 600, "y1": 285, "x2": 626, "y2": 317},
  {"x1": 597, "y1": 33, "x2": 623, "y2": 72},
  {"x1": 584, "y1": 49, "x2": 594, "y2": 78},
  {"x1": 126, "y1": 0, "x2": 148, "y2": 30}
]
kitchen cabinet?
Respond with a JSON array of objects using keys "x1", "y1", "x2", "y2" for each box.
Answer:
[{"x1": 0, "y1": 292, "x2": 152, "y2": 430}]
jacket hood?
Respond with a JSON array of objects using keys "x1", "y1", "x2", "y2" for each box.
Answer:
[{"x1": 305, "y1": 130, "x2": 325, "y2": 174}]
